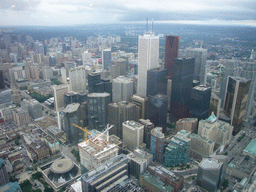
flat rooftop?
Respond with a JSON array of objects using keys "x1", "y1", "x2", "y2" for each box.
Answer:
[{"x1": 243, "y1": 139, "x2": 256, "y2": 157}]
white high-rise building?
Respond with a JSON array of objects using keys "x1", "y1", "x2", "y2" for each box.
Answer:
[
  {"x1": 137, "y1": 33, "x2": 159, "y2": 97},
  {"x1": 186, "y1": 48, "x2": 207, "y2": 85},
  {"x1": 82, "y1": 51, "x2": 92, "y2": 65},
  {"x1": 69, "y1": 66, "x2": 87, "y2": 93},
  {"x1": 112, "y1": 76, "x2": 133, "y2": 102},
  {"x1": 122, "y1": 120, "x2": 144, "y2": 151},
  {"x1": 42, "y1": 66, "x2": 53, "y2": 80}
]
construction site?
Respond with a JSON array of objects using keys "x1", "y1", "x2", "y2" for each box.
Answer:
[{"x1": 78, "y1": 125, "x2": 119, "y2": 171}]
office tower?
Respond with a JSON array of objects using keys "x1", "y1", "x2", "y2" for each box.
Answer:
[
  {"x1": 127, "y1": 149, "x2": 153, "y2": 179},
  {"x1": 224, "y1": 77, "x2": 250, "y2": 134},
  {"x1": 115, "y1": 59, "x2": 127, "y2": 76},
  {"x1": 198, "y1": 112, "x2": 233, "y2": 146},
  {"x1": 64, "y1": 91, "x2": 87, "y2": 107},
  {"x1": 10, "y1": 53, "x2": 18, "y2": 63},
  {"x1": 0, "y1": 70, "x2": 5, "y2": 89},
  {"x1": 193, "y1": 80, "x2": 200, "y2": 87},
  {"x1": 148, "y1": 94, "x2": 168, "y2": 133},
  {"x1": 0, "y1": 159, "x2": 9, "y2": 186},
  {"x1": 82, "y1": 51, "x2": 91, "y2": 65},
  {"x1": 190, "y1": 85, "x2": 212, "y2": 121},
  {"x1": 164, "y1": 130, "x2": 191, "y2": 167},
  {"x1": 49, "y1": 56, "x2": 56, "y2": 66},
  {"x1": 108, "y1": 101, "x2": 137, "y2": 138},
  {"x1": 52, "y1": 84, "x2": 69, "y2": 112},
  {"x1": 209, "y1": 92, "x2": 221, "y2": 118},
  {"x1": 69, "y1": 66, "x2": 87, "y2": 93},
  {"x1": 170, "y1": 58, "x2": 195, "y2": 121},
  {"x1": 102, "y1": 48, "x2": 112, "y2": 69},
  {"x1": 12, "y1": 108, "x2": 30, "y2": 126},
  {"x1": 150, "y1": 127, "x2": 165, "y2": 163},
  {"x1": 27, "y1": 99, "x2": 43, "y2": 120},
  {"x1": 147, "y1": 68, "x2": 168, "y2": 97},
  {"x1": 137, "y1": 33, "x2": 159, "y2": 97},
  {"x1": 81, "y1": 154, "x2": 128, "y2": 191},
  {"x1": 175, "y1": 118, "x2": 198, "y2": 133},
  {"x1": 131, "y1": 95, "x2": 148, "y2": 119},
  {"x1": 112, "y1": 76, "x2": 133, "y2": 102},
  {"x1": 240, "y1": 60, "x2": 256, "y2": 124},
  {"x1": 167, "y1": 79, "x2": 172, "y2": 107},
  {"x1": 190, "y1": 133, "x2": 214, "y2": 158},
  {"x1": 42, "y1": 66, "x2": 53, "y2": 80},
  {"x1": 94, "y1": 78, "x2": 112, "y2": 101},
  {"x1": 197, "y1": 156, "x2": 227, "y2": 192},
  {"x1": 164, "y1": 35, "x2": 179, "y2": 79},
  {"x1": 139, "y1": 119, "x2": 154, "y2": 149},
  {"x1": 109, "y1": 64, "x2": 121, "y2": 79},
  {"x1": 186, "y1": 48, "x2": 207, "y2": 85},
  {"x1": 122, "y1": 120, "x2": 144, "y2": 151},
  {"x1": 220, "y1": 60, "x2": 238, "y2": 107},
  {"x1": 61, "y1": 103, "x2": 84, "y2": 145},
  {"x1": 88, "y1": 73, "x2": 101, "y2": 93},
  {"x1": 87, "y1": 93, "x2": 111, "y2": 131},
  {"x1": 29, "y1": 65, "x2": 39, "y2": 81}
]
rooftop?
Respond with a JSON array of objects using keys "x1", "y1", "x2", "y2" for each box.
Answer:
[
  {"x1": 200, "y1": 158, "x2": 221, "y2": 169},
  {"x1": 63, "y1": 103, "x2": 80, "y2": 113},
  {"x1": 243, "y1": 139, "x2": 256, "y2": 156}
]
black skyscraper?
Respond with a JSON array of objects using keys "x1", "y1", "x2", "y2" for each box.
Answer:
[
  {"x1": 170, "y1": 58, "x2": 195, "y2": 121},
  {"x1": 0, "y1": 70, "x2": 5, "y2": 89},
  {"x1": 147, "y1": 68, "x2": 168, "y2": 97},
  {"x1": 88, "y1": 73, "x2": 101, "y2": 93},
  {"x1": 190, "y1": 85, "x2": 212, "y2": 121},
  {"x1": 148, "y1": 94, "x2": 168, "y2": 133}
]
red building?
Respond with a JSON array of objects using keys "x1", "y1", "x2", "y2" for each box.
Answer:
[{"x1": 164, "y1": 35, "x2": 179, "y2": 79}]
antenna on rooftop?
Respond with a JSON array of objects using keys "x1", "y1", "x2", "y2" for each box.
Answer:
[{"x1": 146, "y1": 17, "x2": 148, "y2": 33}]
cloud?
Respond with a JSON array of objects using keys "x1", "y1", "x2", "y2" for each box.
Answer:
[{"x1": 0, "y1": 0, "x2": 41, "y2": 11}]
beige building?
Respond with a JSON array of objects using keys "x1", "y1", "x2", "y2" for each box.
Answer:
[
  {"x1": 122, "y1": 120, "x2": 144, "y2": 151},
  {"x1": 12, "y1": 108, "x2": 30, "y2": 126},
  {"x1": 131, "y1": 95, "x2": 148, "y2": 119},
  {"x1": 78, "y1": 134, "x2": 118, "y2": 171},
  {"x1": 198, "y1": 112, "x2": 233, "y2": 146},
  {"x1": 175, "y1": 118, "x2": 198, "y2": 133},
  {"x1": 190, "y1": 133, "x2": 214, "y2": 158},
  {"x1": 44, "y1": 135, "x2": 60, "y2": 155}
]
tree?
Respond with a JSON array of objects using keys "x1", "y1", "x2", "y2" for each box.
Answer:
[{"x1": 32, "y1": 172, "x2": 43, "y2": 180}]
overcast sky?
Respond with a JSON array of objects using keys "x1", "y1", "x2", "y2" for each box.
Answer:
[{"x1": 0, "y1": 0, "x2": 255, "y2": 26}]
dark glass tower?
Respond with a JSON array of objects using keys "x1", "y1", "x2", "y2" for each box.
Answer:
[
  {"x1": 170, "y1": 58, "x2": 195, "y2": 121},
  {"x1": 148, "y1": 94, "x2": 168, "y2": 133},
  {"x1": 164, "y1": 35, "x2": 179, "y2": 79},
  {"x1": 88, "y1": 73, "x2": 101, "y2": 93},
  {"x1": 147, "y1": 68, "x2": 168, "y2": 97},
  {"x1": 0, "y1": 70, "x2": 5, "y2": 89},
  {"x1": 190, "y1": 85, "x2": 212, "y2": 121}
]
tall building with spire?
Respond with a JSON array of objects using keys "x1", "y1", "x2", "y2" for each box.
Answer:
[{"x1": 137, "y1": 33, "x2": 159, "y2": 97}]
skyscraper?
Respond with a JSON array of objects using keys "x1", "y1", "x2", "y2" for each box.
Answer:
[
  {"x1": 139, "y1": 119, "x2": 154, "y2": 149},
  {"x1": 190, "y1": 85, "x2": 212, "y2": 121},
  {"x1": 131, "y1": 95, "x2": 148, "y2": 119},
  {"x1": 112, "y1": 76, "x2": 133, "y2": 102},
  {"x1": 122, "y1": 120, "x2": 144, "y2": 151},
  {"x1": 0, "y1": 158, "x2": 9, "y2": 186},
  {"x1": 69, "y1": 66, "x2": 87, "y2": 93},
  {"x1": 186, "y1": 48, "x2": 208, "y2": 85},
  {"x1": 52, "y1": 84, "x2": 69, "y2": 112},
  {"x1": 223, "y1": 76, "x2": 250, "y2": 134},
  {"x1": 61, "y1": 103, "x2": 84, "y2": 145},
  {"x1": 87, "y1": 93, "x2": 111, "y2": 131},
  {"x1": 220, "y1": 60, "x2": 238, "y2": 108},
  {"x1": 170, "y1": 58, "x2": 195, "y2": 121},
  {"x1": 102, "y1": 49, "x2": 112, "y2": 69},
  {"x1": 150, "y1": 127, "x2": 165, "y2": 163},
  {"x1": 0, "y1": 70, "x2": 5, "y2": 89},
  {"x1": 147, "y1": 68, "x2": 168, "y2": 97},
  {"x1": 240, "y1": 60, "x2": 256, "y2": 124},
  {"x1": 88, "y1": 73, "x2": 101, "y2": 93},
  {"x1": 164, "y1": 35, "x2": 179, "y2": 79},
  {"x1": 148, "y1": 94, "x2": 168, "y2": 133},
  {"x1": 108, "y1": 101, "x2": 137, "y2": 138},
  {"x1": 137, "y1": 33, "x2": 159, "y2": 97}
]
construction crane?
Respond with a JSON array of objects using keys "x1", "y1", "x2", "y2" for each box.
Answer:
[
  {"x1": 92, "y1": 124, "x2": 114, "y2": 142},
  {"x1": 72, "y1": 123, "x2": 92, "y2": 142}
]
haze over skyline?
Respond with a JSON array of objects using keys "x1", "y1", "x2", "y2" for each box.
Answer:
[{"x1": 0, "y1": 0, "x2": 256, "y2": 26}]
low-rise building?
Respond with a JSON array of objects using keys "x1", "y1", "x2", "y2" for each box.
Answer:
[
  {"x1": 27, "y1": 142, "x2": 50, "y2": 161},
  {"x1": 44, "y1": 135, "x2": 60, "y2": 155},
  {"x1": 175, "y1": 118, "x2": 198, "y2": 133}
]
